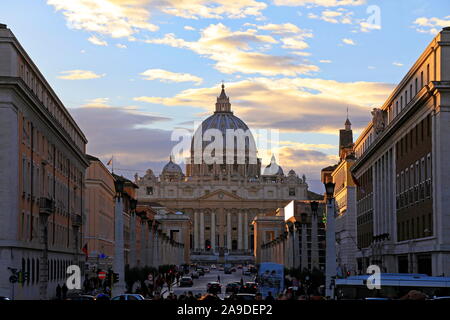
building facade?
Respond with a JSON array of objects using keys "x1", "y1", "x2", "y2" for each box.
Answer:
[
  {"x1": 324, "y1": 119, "x2": 358, "y2": 275},
  {"x1": 257, "y1": 200, "x2": 327, "y2": 272},
  {"x1": 351, "y1": 27, "x2": 450, "y2": 276},
  {"x1": 136, "y1": 85, "x2": 310, "y2": 263},
  {"x1": 0, "y1": 24, "x2": 89, "y2": 299}
]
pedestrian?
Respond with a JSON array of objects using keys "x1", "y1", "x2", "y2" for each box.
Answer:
[
  {"x1": 265, "y1": 291, "x2": 275, "y2": 301},
  {"x1": 61, "y1": 283, "x2": 68, "y2": 300},
  {"x1": 56, "y1": 284, "x2": 62, "y2": 300},
  {"x1": 217, "y1": 275, "x2": 221, "y2": 283}
]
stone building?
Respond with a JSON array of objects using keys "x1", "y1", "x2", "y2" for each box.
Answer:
[
  {"x1": 256, "y1": 200, "x2": 327, "y2": 272},
  {"x1": 322, "y1": 119, "x2": 358, "y2": 275},
  {"x1": 0, "y1": 24, "x2": 89, "y2": 299},
  {"x1": 136, "y1": 85, "x2": 310, "y2": 263},
  {"x1": 351, "y1": 27, "x2": 450, "y2": 276}
]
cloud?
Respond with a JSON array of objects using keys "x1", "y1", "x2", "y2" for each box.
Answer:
[
  {"x1": 281, "y1": 36, "x2": 310, "y2": 50},
  {"x1": 184, "y1": 26, "x2": 196, "y2": 31},
  {"x1": 134, "y1": 77, "x2": 394, "y2": 133},
  {"x1": 158, "y1": 0, "x2": 267, "y2": 19},
  {"x1": 116, "y1": 43, "x2": 127, "y2": 48},
  {"x1": 145, "y1": 23, "x2": 318, "y2": 76},
  {"x1": 58, "y1": 70, "x2": 105, "y2": 80},
  {"x1": 88, "y1": 35, "x2": 108, "y2": 46},
  {"x1": 47, "y1": 0, "x2": 159, "y2": 39},
  {"x1": 392, "y1": 62, "x2": 404, "y2": 67},
  {"x1": 69, "y1": 104, "x2": 173, "y2": 174},
  {"x1": 273, "y1": 0, "x2": 366, "y2": 7},
  {"x1": 342, "y1": 38, "x2": 355, "y2": 45},
  {"x1": 140, "y1": 69, "x2": 203, "y2": 85},
  {"x1": 255, "y1": 23, "x2": 310, "y2": 35},
  {"x1": 319, "y1": 59, "x2": 332, "y2": 63},
  {"x1": 308, "y1": 8, "x2": 353, "y2": 24},
  {"x1": 413, "y1": 16, "x2": 450, "y2": 35}
]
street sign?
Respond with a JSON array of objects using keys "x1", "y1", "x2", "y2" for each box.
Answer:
[{"x1": 98, "y1": 271, "x2": 107, "y2": 280}]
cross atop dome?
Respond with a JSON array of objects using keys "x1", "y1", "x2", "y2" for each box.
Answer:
[{"x1": 215, "y1": 83, "x2": 232, "y2": 113}]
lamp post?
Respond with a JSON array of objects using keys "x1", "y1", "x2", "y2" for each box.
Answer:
[
  {"x1": 324, "y1": 181, "x2": 336, "y2": 299},
  {"x1": 112, "y1": 178, "x2": 126, "y2": 296},
  {"x1": 310, "y1": 201, "x2": 319, "y2": 271}
]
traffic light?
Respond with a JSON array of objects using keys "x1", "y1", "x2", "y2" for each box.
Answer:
[{"x1": 113, "y1": 273, "x2": 119, "y2": 283}]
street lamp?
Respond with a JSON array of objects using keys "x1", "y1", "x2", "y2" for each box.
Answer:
[
  {"x1": 324, "y1": 182, "x2": 335, "y2": 200},
  {"x1": 130, "y1": 198, "x2": 138, "y2": 212},
  {"x1": 323, "y1": 181, "x2": 336, "y2": 299},
  {"x1": 114, "y1": 178, "x2": 124, "y2": 197}
]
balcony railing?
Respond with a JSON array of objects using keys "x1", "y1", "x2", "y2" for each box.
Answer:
[{"x1": 39, "y1": 197, "x2": 54, "y2": 215}]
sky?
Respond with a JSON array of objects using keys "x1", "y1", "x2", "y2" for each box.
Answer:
[{"x1": 2, "y1": 0, "x2": 449, "y2": 193}]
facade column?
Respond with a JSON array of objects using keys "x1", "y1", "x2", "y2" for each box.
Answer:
[
  {"x1": 244, "y1": 210, "x2": 249, "y2": 252},
  {"x1": 140, "y1": 218, "x2": 147, "y2": 267},
  {"x1": 211, "y1": 210, "x2": 216, "y2": 253},
  {"x1": 153, "y1": 231, "x2": 159, "y2": 267},
  {"x1": 227, "y1": 211, "x2": 232, "y2": 250},
  {"x1": 238, "y1": 211, "x2": 243, "y2": 250},
  {"x1": 301, "y1": 223, "x2": 308, "y2": 270},
  {"x1": 194, "y1": 211, "x2": 199, "y2": 251},
  {"x1": 129, "y1": 212, "x2": 137, "y2": 267},
  {"x1": 112, "y1": 197, "x2": 126, "y2": 296},
  {"x1": 311, "y1": 214, "x2": 319, "y2": 270},
  {"x1": 200, "y1": 210, "x2": 205, "y2": 251},
  {"x1": 147, "y1": 223, "x2": 154, "y2": 267}
]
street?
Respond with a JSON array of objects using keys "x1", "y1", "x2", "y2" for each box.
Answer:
[{"x1": 167, "y1": 268, "x2": 254, "y2": 299}]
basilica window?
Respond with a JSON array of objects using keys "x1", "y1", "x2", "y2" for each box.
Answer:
[
  {"x1": 146, "y1": 187, "x2": 153, "y2": 195},
  {"x1": 289, "y1": 188, "x2": 296, "y2": 196}
]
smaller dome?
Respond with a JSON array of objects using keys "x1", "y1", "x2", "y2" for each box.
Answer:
[
  {"x1": 162, "y1": 156, "x2": 183, "y2": 174},
  {"x1": 288, "y1": 169, "x2": 296, "y2": 176},
  {"x1": 263, "y1": 155, "x2": 284, "y2": 176}
]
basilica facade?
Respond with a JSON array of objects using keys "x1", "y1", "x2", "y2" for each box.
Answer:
[{"x1": 136, "y1": 85, "x2": 310, "y2": 263}]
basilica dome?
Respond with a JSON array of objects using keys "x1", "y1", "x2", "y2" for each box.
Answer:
[
  {"x1": 190, "y1": 84, "x2": 257, "y2": 160},
  {"x1": 162, "y1": 156, "x2": 183, "y2": 174}
]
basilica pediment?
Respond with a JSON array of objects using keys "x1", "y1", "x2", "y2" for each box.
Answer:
[{"x1": 196, "y1": 189, "x2": 244, "y2": 201}]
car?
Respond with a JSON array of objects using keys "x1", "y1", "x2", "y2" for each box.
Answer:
[
  {"x1": 224, "y1": 267, "x2": 232, "y2": 274},
  {"x1": 66, "y1": 295, "x2": 96, "y2": 301},
  {"x1": 218, "y1": 266, "x2": 224, "y2": 271},
  {"x1": 180, "y1": 276, "x2": 194, "y2": 287},
  {"x1": 197, "y1": 268, "x2": 205, "y2": 276},
  {"x1": 243, "y1": 269, "x2": 251, "y2": 276},
  {"x1": 111, "y1": 294, "x2": 145, "y2": 301},
  {"x1": 230, "y1": 267, "x2": 237, "y2": 272},
  {"x1": 207, "y1": 282, "x2": 222, "y2": 294},
  {"x1": 225, "y1": 282, "x2": 241, "y2": 294},
  {"x1": 204, "y1": 267, "x2": 210, "y2": 273},
  {"x1": 0, "y1": 296, "x2": 10, "y2": 300},
  {"x1": 240, "y1": 282, "x2": 258, "y2": 294},
  {"x1": 237, "y1": 265, "x2": 243, "y2": 269},
  {"x1": 191, "y1": 271, "x2": 199, "y2": 279},
  {"x1": 235, "y1": 293, "x2": 256, "y2": 301},
  {"x1": 210, "y1": 264, "x2": 217, "y2": 270},
  {"x1": 95, "y1": 293, "x2": 111, "y2": 300}
]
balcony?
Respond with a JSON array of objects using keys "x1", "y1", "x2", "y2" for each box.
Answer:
[
  {"x1": 71, "y1": 213, "x2": 82, "y2": 227},
  {"x1": 39, "y1": 197, "x2": 54, "y2": 215}
]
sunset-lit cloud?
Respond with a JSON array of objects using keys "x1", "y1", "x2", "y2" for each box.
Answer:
[
  {"x1": 134, "y1": 77, "x2": 393, "y2": 133},
  {"x1": 47, "y1": 0, "x2": 159, "y2": 39},
  {"x1": 88, "y1": 35, "x2": 108, "y2": 46},
  {"x1": 140, "y1": 69, "x2": 203, "y2": 85},
  {"x1": 342, "y1": 38, "x2": 356, "y2": 45},
  {"x1": 273, "y1": 0, "x2": 366, "y2": 7},
  {"x1": 145, "y1": 23, "x2": 318, "y2": 76},
  {"x1": 58, "y1": 69, "x2": 105, "y2": 80},
  {"x1": 413, "y1": 16, "x2": 450, "y2": 34}
]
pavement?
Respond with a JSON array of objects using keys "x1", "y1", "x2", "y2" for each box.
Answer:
[{"x1": 163, "y1": 268, "x2": 254, "y2": 299}]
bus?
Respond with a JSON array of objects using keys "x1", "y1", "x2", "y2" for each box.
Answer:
[
  {"x1": 258, "y1": 263, "x2": 284, "y2": 297},
  {"x1": 335, "y1": 273, "x2": 450, "y2": 300}
]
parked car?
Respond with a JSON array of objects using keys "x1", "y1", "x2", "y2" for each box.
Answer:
[
  {"x1": 218, "y1": 266, "x2": 224, "y2": 271},
  {"x1": 111, "y1": 294, "x2": 145, "y2": 301},
  {"x1": 225, "y1": 282, "x2": 241, "y2": 294},
  {"x1": 207, "y1": 282, "x2": 222, "y2": 294},
  {"x1": 191, "y1": 271, "x2": 199, "y2": 279},
  {"x1": 235, "y1": 293, "x2": 256, "y2": 301},
  {"x1": 240, "y1": 282, "x2": 258, "y2": 294},
  {"x1": 224, "y1": 267, "x2": 232, "y2": 274},
  {"x1": 210, "y1": 264, "x2": 217, "y2": 270},
  {"x1": 243, "y1": 269, "x2": 251, "y2": 276},
  {"x1": 66, "y1": 295, "x2": 96, "y2": 301},
  {"x1": 197, "y1": 268, "x2": 205, "y2": 276},
  {"x1": 180, "y1": 276, "x2": 194, "y2": 287},
  {"x1": 230, "y1": 267, "x2": 237, "y2": 272},
  {"x1": 95, "y1": 293, "x2": 111, "y2": 300},
  {"x1": 204, "y1": 267, "x2": 210, "y2": 273}
]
